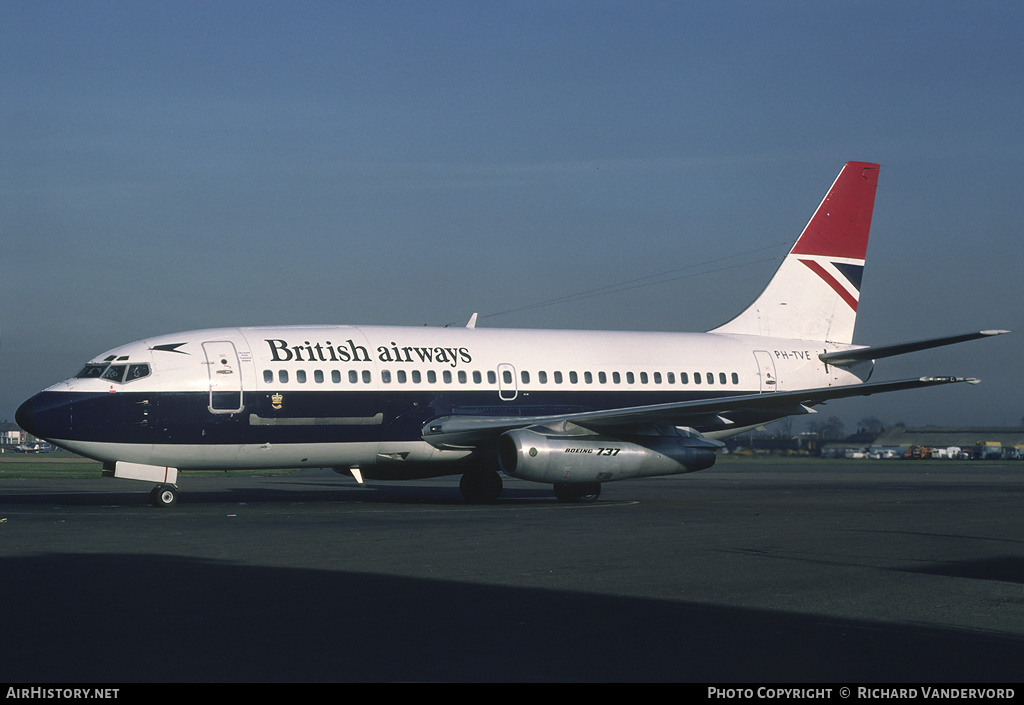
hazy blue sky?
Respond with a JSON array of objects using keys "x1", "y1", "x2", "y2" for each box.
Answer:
[{"x1": 3, "y1": 1, "x2": 1021, "y2": 429}]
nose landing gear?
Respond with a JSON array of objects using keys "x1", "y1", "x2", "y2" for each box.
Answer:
[
  {"x1": 149, "y1": 484, "x2": 178, "y2": 508},
  {"x1": 104, "y1": 462, "x2": 180, "y2": 508}
]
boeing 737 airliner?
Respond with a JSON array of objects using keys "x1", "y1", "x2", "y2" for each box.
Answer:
[{"x1": 16, "y1": 162, "x2": 1008, "y2": 506}]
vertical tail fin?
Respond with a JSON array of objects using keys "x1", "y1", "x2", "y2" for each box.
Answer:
[{"x1": 709, "y1": 161, "x2": 880, "y2": 344}]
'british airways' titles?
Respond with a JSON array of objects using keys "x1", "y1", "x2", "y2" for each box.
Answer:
[{"x1": 266, "y1": 339, "x2": 472, "y2": 368}]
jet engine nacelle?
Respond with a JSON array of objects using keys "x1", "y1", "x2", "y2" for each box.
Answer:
[{"x1": 497, "y1": 427, "x2": 718, "y2": 484}]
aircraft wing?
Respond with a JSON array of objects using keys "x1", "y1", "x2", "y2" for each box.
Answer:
[{"x1": 422, "y1": 376, "x2": 978, "y2": 449}]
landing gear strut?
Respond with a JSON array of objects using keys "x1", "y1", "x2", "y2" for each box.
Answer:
[
  {"x1": 553, "y1": 482, "x2": 601, "y2": 503},
  {"x1": 459, "y1": 470, "x2": 503, "y2": 503},
  {"x1": 149, "y1": 484, "x2": 178, "y2": 508}
]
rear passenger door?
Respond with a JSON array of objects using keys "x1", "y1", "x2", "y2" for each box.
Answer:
[{"x1": 753, "y1": 351, "x2": 779, "y2": 393}]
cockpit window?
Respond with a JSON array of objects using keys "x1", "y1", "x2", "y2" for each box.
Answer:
[
  {"x1": 102, "y1": 365, "x2": 127, "y2": 382},
  {"x1": 126, "y1": 364, "x2": 150, "y2": 381},
  {"x1": 76, "y1": 362, "x2": 151, "y2": 383}
]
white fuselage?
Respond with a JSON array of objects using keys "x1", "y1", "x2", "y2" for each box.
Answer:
[{"x1": 22, "y1": 324, "x2": 871, "y2": 473}]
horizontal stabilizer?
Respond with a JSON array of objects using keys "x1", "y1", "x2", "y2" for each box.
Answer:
[{"x1": 819, "y1": 330, "x2": 1010, "y2": 365}]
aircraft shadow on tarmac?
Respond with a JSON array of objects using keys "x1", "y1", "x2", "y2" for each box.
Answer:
[
  {"x1": 2, "y1": 551, "x2": 1021, "y2": 683},
  {"x1": 906, "y1": 555, "x2": 1024, "y2": 585},
  {"x1": 0, "y1": 478, "x2": 561, "y2": 507}
]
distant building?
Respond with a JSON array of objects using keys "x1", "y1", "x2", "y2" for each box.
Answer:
[
  {"x1": 1, "y1": 422, "x2": 27, "y2": 447},
  {"x1": 867, "y1": 426, "x2": 1024, "y2": 460}
]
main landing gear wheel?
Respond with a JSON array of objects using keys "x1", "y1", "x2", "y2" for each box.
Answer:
[
  {"x1": 459, "y1": 470, "x2": 503, "y2": 503},
  {"x1": 149, "y1": 484, "x2": 178, "y2": 508},
  {"x1": 553, "y1": 482, "x2": 601, "y2": 503}
]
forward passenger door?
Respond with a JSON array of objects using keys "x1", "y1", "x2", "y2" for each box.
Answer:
[{"x1": 203, "y1": 341, "x2": 244, "y2": 413}]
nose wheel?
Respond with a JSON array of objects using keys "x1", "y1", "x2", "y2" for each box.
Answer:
[{"x1": 149, "y1": 484, "x2": 178, "y2": 508}]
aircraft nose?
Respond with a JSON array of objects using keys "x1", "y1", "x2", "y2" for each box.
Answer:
[
  {"x1": 15, "y1": 397, "x2": 36, "y2": 436},
  {"x1": 15, "y1": 390, "x2": 113, "y2": 458},
  {"x1": 16, "y1": 392, "x2": 75, "y2": 442}
]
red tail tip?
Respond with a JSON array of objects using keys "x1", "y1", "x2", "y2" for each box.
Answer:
[{"x1": 790, "y1": 162, "x2": 880, "y2": 260}]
